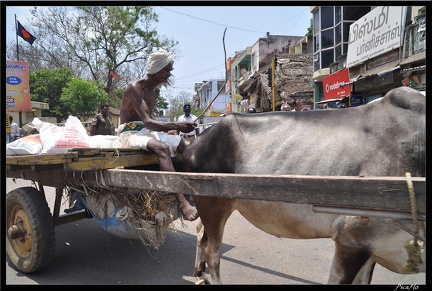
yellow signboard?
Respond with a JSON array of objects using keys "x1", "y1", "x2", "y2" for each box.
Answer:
[
  {"x1": 209, "y1": 111, "x2": 222, "y2": 117},
  {"x1": 6, "y1": 113, "x2": 11, "y2": 133}
]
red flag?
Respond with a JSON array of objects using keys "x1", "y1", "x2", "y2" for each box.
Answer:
[
  {"x1": 17, "y1": 20, "x2": 36, "y2": 45},
  {"x1": 110, "y1": 69, "x2": 119, "y2": 80}
]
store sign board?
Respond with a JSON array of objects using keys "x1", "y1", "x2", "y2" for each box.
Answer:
[
  {"x1": 322, "y1": 68, "x2": 351, "y2": 100},
  {"x1": 346, "y1": 6, "x2": 406, "y2": 68}
]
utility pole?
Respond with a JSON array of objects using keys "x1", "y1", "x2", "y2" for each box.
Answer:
[{"x1": 271, "y1": 56, "x2": 276, "y2": 111}]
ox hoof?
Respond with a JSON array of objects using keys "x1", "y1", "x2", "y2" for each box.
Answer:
[{"x1": 195, "y1": 278, "x2": 210, "y2": 285}]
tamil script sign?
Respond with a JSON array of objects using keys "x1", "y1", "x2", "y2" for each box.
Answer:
[
  {"x1": 346, "y1": 6, "x2": 407, "y2": 68},
  {"x1": 6, "y1": 60, "x2": 32, "y2": 111}
]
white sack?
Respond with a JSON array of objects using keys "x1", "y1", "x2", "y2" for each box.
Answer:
[
  {"x1": 39, "y1": 115, "x2": 90, "y2": 154},
  {"x1": 6, "y1": 134, "x2": 42, "y2": 155}
]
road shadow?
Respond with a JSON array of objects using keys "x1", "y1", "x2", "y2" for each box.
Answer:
[{"x1": 6, "y1": 218, "x2": 201, "y2": 285}]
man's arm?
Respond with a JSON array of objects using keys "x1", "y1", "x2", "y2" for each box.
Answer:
[
  {"x1": 90, "y1": 114, "x2": 98, "y2": 136},
  {"x1": 192, "y1": 115, "x2": 201, "y2": 135},
  {"x1": 128, "y1": 85, "x2": 196, "y2": 133},
  {"x1": 176, "y1": 115, "x2": 184, "y2": 135},
  {"x1": 90, "y1": 124, "x2": 95, "y2": 136}
]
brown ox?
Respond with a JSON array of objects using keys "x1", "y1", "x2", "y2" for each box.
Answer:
[{"x1": 182, "y1": 86, "x2": 426, "y2": 284}]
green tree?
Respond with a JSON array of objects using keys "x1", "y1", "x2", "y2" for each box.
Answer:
[
  {"x1": 154, "y1": 96, "x2": 169, "y2": 117},
  {"x1": 165, "y1": 91, "x2": 206, "y2": 122},
  {"x1": 60, "y1": 78, "x2": 108, "y2": 119},
  {"x1": 167, "y1": 91, "x2": 194, "y2": 119},
  {"x1": 29, "y1": 67, "x2": 75, "y2": 122},
  {"x1": 110, "y1": 87, "x2": 124, "y2": 109},
  {"x1": 306, "y1": 26, "x2": 313, "y2": 36}
]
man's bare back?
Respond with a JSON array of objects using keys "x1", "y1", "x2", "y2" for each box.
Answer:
[{"x1": 119, "y1": 49, "x2": 198, "y2": 221}]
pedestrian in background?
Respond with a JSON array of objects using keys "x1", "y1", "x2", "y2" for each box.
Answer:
[
  {"x1": 292, "y1": 100, "x2": 308, "y2": 111},
  {"x1": 8, "y1": 116, "x2": 20, "y2": 143},
  {"x1": 177, "y1": 104, "x2": 200, "y2": 138},
  {"x1": 281, "y1": 103, "x2": 291, "y2": 111},
  {"x1": 90, "y1": 104, "x2": 115, "y2": 135}
]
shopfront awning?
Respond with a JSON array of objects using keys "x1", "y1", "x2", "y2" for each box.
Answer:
[
  {"x1": 315, "y1": 97, "x2": 347, "y2": 104},
  {"x1": 350, "y1": 60, "x2": 401, "y2": 83}
]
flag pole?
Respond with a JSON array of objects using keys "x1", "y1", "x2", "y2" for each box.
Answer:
[
  {"x1": 15, "y1": 14, "x2": 19, "y2": 61},
  {"x1": 106, "y1": 69, "x2": 113, "y2": 106}
]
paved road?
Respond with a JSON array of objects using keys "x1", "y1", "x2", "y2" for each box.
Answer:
[{"x1": 4, "y1": 178, "x2": 426, "y2": 286}]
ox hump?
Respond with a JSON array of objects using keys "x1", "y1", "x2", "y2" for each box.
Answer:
[{"x1": 382, "y1": 87, "x2": 425, "y2": 111}]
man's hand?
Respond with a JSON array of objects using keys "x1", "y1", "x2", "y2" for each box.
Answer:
[
  {"x1": 166, "y1": 130, "x2": 178, "y2": 135},
  {"x1": 177, "y1": 122, "x2": 196, "y2": 133}
]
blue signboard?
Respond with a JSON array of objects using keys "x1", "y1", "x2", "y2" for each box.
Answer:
[{"x1": 350, "y1": 95, "x2": 363, "y2": 106}]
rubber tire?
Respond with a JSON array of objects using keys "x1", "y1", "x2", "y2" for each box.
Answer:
[{"x1": 6, "y1": 187, "x2": 55, "y2": 273}]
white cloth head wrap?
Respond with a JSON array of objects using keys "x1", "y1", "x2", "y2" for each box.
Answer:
[{"x1": 146, "y1": 48, "x2": 174, "y2": 75}]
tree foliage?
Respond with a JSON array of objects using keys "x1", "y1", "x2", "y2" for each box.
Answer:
[
  {"x1": 7, "y1": 6, "x2": 180, "y2": 118},
  {"x1": 28, "y1": 67, "x2": 107, "y2": 122},
  {"x1": 165, "y1": 91, "x2": 205, "y2": 121},
  {"x1": 154, "y1": 96, "x2": 169, "y2": 117},
  {"x1": 29, "y1": 67, "x2": 75, "y2": 122},
  {"x1": 306, "y1": 26, "x2": 313, "y2": 36},
  {"x1": 60, "y1": 78, "x2": 108, "y2": 119},
  {"x1": 27, "y1": 6, "x2": 178, "y2": 83}
]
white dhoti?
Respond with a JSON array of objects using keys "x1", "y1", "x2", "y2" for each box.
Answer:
[{"x1": 118, "y1": 122, "x2": 181, "y2": 157}]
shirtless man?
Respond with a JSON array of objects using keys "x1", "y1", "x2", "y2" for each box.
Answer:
[{"x1": 119, "y1": 48, "x2": 198, "y2": 221}]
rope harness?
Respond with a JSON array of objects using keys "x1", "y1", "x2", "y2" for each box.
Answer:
[{"x1": 398, "y1": 172, "x2": 425, "y2": 272}]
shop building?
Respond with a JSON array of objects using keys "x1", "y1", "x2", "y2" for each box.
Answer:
[{"x1": 311, "y1": 6, "x2": 425, "y2": 109}]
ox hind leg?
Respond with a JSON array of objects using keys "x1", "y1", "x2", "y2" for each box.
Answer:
[
  {"x1": 193, "y1": 197, "x2": 234, "y2": 285},
  {"x1": 353, "y1": 258, "x2": 376, "y2": 284},
  {"x1": 328, "y1": 216, "x2": 377, "y2": 284},
  {"x1": 328, "y1": 243, "x2": 372, "y2": 284},
  {"x1": 194, "y1": 220, "x2": 210, "y2": 284}
]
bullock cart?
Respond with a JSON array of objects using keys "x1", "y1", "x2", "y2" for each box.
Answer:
[{"x1": 5, "y1": 148, "x2": 425, "y2": 274}]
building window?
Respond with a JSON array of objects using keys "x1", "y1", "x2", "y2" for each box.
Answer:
[
  {"x1": 335, "y1": 24, "x2": 341, "y2": 45},
  {"x1": 343, "y1": 43, "x2": 348, "y2": 56},
  {"x1": 335, "y1": 6, "x2": 341, "y2": 23},
  {"x1": 343, "y1": 6, "x2": 372, "y2": 20},
  {"x1": 321, "y1": 6, "x2": 334, "y2": 29},
  {"x1": 314, "y1": 35, "x2": 320, "y2": 51},
  {"x1": 313, "y1": 11, "x2": 320, "y2": 34},
  {"x1": 321, "y1": 49, "x2": 334, "y2": 68},
  {"x1": 321, "y1": 29, "x2": 334, "y2": 49},
  {"x1": 313, "y1": 53, "x2": 320, "y2": 71},
  {"x1": 343, "y1": 22, "x2": 353, "y2": 43},
  {"x1": 335, "y1": 44, "x2": 342, "y2": 60}
]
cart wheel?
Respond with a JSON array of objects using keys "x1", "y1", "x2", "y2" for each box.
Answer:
[{"x1": 6, "y1": 187, "x2": 55, "y2": 273}]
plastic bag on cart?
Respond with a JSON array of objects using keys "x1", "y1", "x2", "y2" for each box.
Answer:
[{"x1": 71, "y1": 191, "x2": 180, "y2": 249}]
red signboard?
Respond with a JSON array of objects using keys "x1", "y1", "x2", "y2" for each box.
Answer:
[{"x1": 322, "y1": 68, "x2": 351, "y2": 100}]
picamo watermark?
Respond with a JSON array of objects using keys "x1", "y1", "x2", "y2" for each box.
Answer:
[{"x1": 394, "y1": 284, "x2": 419, "y2": 291}]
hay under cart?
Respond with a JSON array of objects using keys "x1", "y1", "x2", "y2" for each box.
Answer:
[{"x1": 5, "y1": 148, "x2": 425, "y2": 273}]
